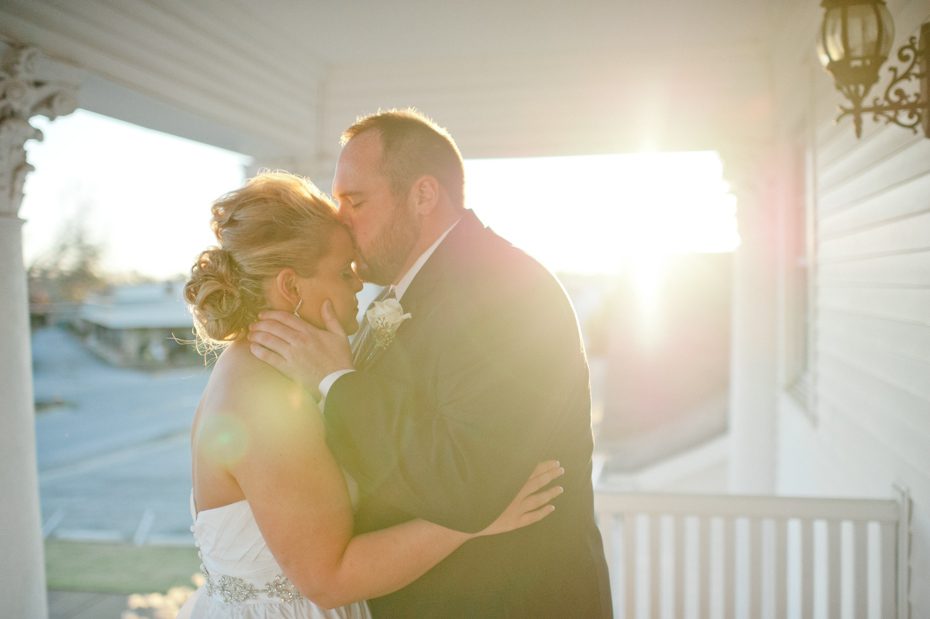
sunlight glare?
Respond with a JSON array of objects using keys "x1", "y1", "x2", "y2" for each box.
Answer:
[{"x1": 465, "y1": 151, "x2": 739, "y2": 276}]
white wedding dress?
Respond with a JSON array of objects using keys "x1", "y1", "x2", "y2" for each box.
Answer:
[{"x1": 177, "y1": 493, "x2": 371, "y2": 619}]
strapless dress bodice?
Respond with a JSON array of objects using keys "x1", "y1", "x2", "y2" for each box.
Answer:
[{"x1": 177, "y1": 493, "x2": 370, "y2": 619}]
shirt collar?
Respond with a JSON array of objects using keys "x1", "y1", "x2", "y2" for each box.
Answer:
[{"x1": 392, "y1": 218, "x2": 461, "y2": 300}]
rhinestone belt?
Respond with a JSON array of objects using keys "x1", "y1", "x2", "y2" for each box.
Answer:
[{"x1": 202, "y1": 564, "x2": 304, "y2": 604}]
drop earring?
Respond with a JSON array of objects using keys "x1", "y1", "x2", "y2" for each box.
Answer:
[{"x1": 293, "y1": 298, "x2": 303, "y2": 318}]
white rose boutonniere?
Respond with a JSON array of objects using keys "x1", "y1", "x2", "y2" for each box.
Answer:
[{"x1": 367, "y1": 298, "x2": 412, "y2": 349}]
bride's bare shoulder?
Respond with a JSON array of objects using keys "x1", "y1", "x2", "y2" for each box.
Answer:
[
  {"x1": 213, "y1": 340, "x2": 278, "y2": 378},
  {"x1": 207, "y1": 341, "x2": 312, "y2": 418}
]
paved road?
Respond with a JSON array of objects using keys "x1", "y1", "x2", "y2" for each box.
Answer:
[{"x1": 34, "y1": 327, "x2": 209, "y2": 545}]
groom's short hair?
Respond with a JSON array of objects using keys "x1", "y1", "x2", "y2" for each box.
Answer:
[{"x1": 342, "y1": 109, "x2": 465, "y2": 210}]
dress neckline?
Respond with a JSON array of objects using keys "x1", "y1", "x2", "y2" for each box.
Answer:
[{"x1": 191, "y1": 489, "x2": 248, "y2": 519}]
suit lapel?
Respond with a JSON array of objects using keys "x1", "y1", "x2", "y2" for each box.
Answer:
[
  {"x1": 396, "y1": 210, "x2": 487, "y2": 317},
  {"x1": 351, "y1": 286, "x2": 396, "y2": 370}
]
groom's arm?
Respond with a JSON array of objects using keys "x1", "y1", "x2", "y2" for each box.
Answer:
[{"x1": 324, "y1": 272, "x2": 590, "y2": 533}]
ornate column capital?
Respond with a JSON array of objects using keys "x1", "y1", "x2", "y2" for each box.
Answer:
[
  {"x1": 716, "y1": 139, "x2": 781, "y2": 241},
  {"x1": 717, "y1": 141, "x2": 777, "y2": 204},
  {"x1": 1, "y1": 43, "x2": 80, "y2": 217}
]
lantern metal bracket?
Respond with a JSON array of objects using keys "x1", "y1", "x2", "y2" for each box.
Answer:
[{"x1": 834, "y1": 22, "x2": 929, "y2": 138}]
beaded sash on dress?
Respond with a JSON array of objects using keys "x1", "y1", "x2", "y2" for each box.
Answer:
[{"x1": 200, "y1": 564, "x2": 304, "y2": 604}]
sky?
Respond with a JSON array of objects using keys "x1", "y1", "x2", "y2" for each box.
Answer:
[
  {"x1": 21, "y1": 110, "x2": 249, "y2": 281},
  {"x1": 20, "y1": 110, "x2": 738, "y2": 280}
]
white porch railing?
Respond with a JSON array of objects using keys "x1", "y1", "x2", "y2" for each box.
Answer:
[{"x1": 595, "y1": 489, "x2": 911, "y2": 619}]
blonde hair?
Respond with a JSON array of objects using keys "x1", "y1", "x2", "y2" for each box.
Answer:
[{"x1": 184, "y1": 172, "x2": 341, "y2": 346}]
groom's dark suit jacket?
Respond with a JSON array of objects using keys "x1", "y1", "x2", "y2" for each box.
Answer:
[{"x1": 325, "y1": 210, "x2": 612, "y2": 618}]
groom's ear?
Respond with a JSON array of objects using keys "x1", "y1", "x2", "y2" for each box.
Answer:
[{"x1": 410, "y1": 175, "x2": 439, "y2": 215}]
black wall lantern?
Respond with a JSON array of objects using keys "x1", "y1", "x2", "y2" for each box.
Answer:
[{"x1": 817, "y1": 0, "x2": 929, "y2": 138}]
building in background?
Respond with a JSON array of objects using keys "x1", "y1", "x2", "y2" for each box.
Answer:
[
  {"x1": 77, "y1": 281, "x2": 198, "y2": 367},
  {"x1": 599, "y1": 253, "x2": 731, "y2": 475}
]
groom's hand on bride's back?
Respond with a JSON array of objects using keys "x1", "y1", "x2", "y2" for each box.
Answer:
[{"x1": 248, "y1": 300, "x2": 353, "y2": 398}]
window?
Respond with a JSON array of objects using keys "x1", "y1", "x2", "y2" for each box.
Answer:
[{"x1": 782, "y1": 138, "x2": 817, "y2": 417}]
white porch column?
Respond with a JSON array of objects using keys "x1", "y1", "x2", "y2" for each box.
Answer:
[
  {"x1": 0, "y1": 43, "x2": 78, "y2": 619},
  {"x1": 722, "y1": 145, "x2": 779, "y2": 494}
]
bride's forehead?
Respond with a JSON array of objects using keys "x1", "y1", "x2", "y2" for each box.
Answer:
[
  {"x1": 329, "y1": 226, "x2": 354, "y2": 246},
  {"x1": 320, "y1": 228, "x2": 356, "y2": 260}
]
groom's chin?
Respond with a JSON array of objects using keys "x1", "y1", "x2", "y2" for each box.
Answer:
[
  {"x1": 356, "y1": 264, "x2": 386, "y2": 286},
  {"x1": 356, "y1": 256, "x2": 404, "y2": 286},
  {"x1": 362, "y1": 274, "x2": 393, "y2": 287}
]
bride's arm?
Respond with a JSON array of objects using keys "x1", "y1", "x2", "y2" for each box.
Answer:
[
  {"x1": 293, "y1": 459, "x2": 559, "y2": 609},
  {"x1": 220, "y1": 359, "x2": 560, "y2": 609}
]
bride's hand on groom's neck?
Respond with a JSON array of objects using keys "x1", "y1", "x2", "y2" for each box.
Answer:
[{"x1": 248, "y1": 300, "x2": 353, "y2": 397}]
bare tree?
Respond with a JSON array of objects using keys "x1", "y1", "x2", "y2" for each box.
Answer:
[{"x1": 28, "y1": 206, "x2": 108, "y2": 305}]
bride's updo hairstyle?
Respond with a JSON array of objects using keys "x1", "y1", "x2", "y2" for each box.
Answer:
[{"x1": 184, "y1": 171, "x2": 341, "y2": 346}]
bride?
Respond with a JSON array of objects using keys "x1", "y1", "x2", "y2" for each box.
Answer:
[{"x1": 178, "y1": 172, "x2": 563, "y2": 618}]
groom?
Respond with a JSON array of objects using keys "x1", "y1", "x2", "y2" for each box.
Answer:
[{"x1": 250, "y1": 109, "x2": 612, "y2": 618}]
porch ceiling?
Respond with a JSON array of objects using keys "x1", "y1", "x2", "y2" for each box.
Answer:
[
  {"x1": 242, "y1": 0, "x2": 775, "y2": 64},
  {"x1": 0, "y1": 0, "x2": 785, "y2": 161}
]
